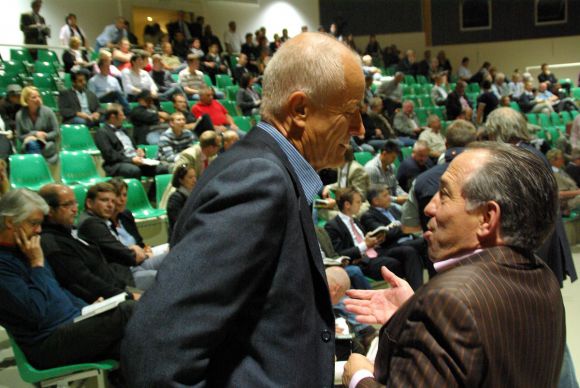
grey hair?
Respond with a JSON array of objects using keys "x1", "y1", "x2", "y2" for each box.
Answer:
[
  {"x1": 426, "y1": 114, "x2": 440, "y2": 127},
  {"x1": 485, "y1": 107, "x2": 531, "y2": 143},
  {"x1": 0, "y1": 189, "x2": 49, "y2": 231},
  {"x1": 462, "y1": 142, "x2": 558, "y2": 251},
  {"x1": 413, "y1": 139, "x2": 429, "y2": 151},
  {"x1": 546, "y1": 148, "x2": 563, "y2": 163},
  {"x1": 445, "y1": 119, "x2": 477, "y2": 148},
  {"x1": 261, "y1": 32, "x2": 361, "y2": 121}
]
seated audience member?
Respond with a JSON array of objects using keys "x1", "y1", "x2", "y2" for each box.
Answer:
[
  {"x1": 122, "y1": 54, "x2": 158, "y2": 102},
  {"x1": 368, "y1": 97, "x2": 396, "y2": 141},
  {"x1": 491, "y1": 72, "x2": 510, "y2": 99},
  {"x1": 236, "y1": 73, "x2": 261, "y2": 116},
  {"x1": 476, "y1": 79, "x2": 499, "y2": 125},
  {"x1": 510, "y1": 72, "x2": 525, "y2": 100},
  {"x1": 325, "y1": 266, "x2": 371, "y2": 359},
  {"x1": 129, "y1": 90, "x2": 170, "y2": 145},
  {"x1": 365, "y1": 140, "x2": 408, "y2": 204},
  {"x1": 357, "y1": 99, "x2": 388, "y2": 152},
  {"x1": 88, "y1": 58, "x2": 130, "y2": 114},
  {"x1": 158, "y1": 112, "x2": 195, "y2": 167},
  {"x1": 0, "y1": 84, "x2": 23, "y2": 131},
  {"x1": 191, "y1": 88, "x2": 240, "y2": 134},
  {"x1": 418, "y1": 114, "x2": 445, "y2": 159},
  {"x1": 62, "y1": 36, "x2": 90, "y2": 74},
  {"x1": 0, "y1": 189, "x2": 134, "y2": 370},
  {"x1": 342, "y1": 143, "x2": 565, "y2": 388},
  {"x1": 58, "y1": 71, "x2": 100, "y2": 127},
  {"x1": 361, "y1": 185, "x2": 431, "y2": 274},
  {"x1": 396, "y1": 140, "x2": 433, "y2": 192},
  {"x1": 15, "y1": 86, "x2": 59, "y2": 165},
  {"x1": 518, "y1": 80, "x2": 553, "y2": 114},
  {"x1": 377, "y1": 72, "x2": 404, "y2": 118},
  {"x1": 363, "y1": 75, "x2": 375, "y2": 104},
  {"x1": 59, "y1": 13, "x2": 87, "y2": 48},
  {"x1": 178, "y1": 54, "x2": 207, "y2": 100},
  {"x1": 142, "y1": 42, "x2": 155, "y2": 71},
  {"x1": 538, "y1": 63, "x2": 558, "y2": 86},
  {"x1": 324, "y1": 188, "x2": 423, "y2": 289},
  {"x1": 190, "y1": 37, "x2": 205, "y2": 58},
  {"x1": 446, "y1": 80, "x2": 473, "y2": 121},
  {"x1": 108, "y1": 178, "x2": 168, "y2": 260},
  {"x1": 95, "y1": 104, "x2": 168, "y2": 178},
  {"x1": 38, "y1": 184, "x2": 140, "y2": 303},
  {"x1": 167, "y1": 164, "x2": 197, "y2": 235},
  {"x1": 457, "y1": 56, "x2": 472, "y2": 82},
  {"x1": 170, "y1": 93, "x2": 212, "y2": 135},
  {"x1": 393, "y1": 100, "x2": 421, "y2": 144},
  {"x1": 112, "y1": 39, "x2": 132, "y2": 71},
  {"x1": 94, "y1": 17, "x2": 127, "y2": 52},
  {"x1": 398, "y1": 49, "x2": 417, "y2": 76},
  {"x1": 547, "y1": 149, "x2": 580, "y2": 215},
  {"x1": 317, "y1": 227, "x2": 371, "y2": 291},
  {"x1": 158, "y1": 130, "x2": 221, "y2": 209},
  {"x1": 430, "y1": 74, "x2": 448, "y2": 106},
  {"x1": 150, "y1": 54, "x2": 185, "y2": 101},
  {"x1": 401, "y1": 119, "x2": 477, "y2": 232},
  {"x1": 470, "y1": 61, "x2": 492, "y2": 85},
  {"x1": 78, "y1": 183, "x2": 161, "y2": 290},
  {"x1": 233, "y1": 53, "x2": 250, "y2": 84},
  {"x1": 161, "y1": 42, "x2": 185, "y2": 74},
  {"x1": 536, "y1": 82, "x2": 559, "y2": 111},
  {"x1": 221, "y1": 129, "x2": 240, "y2": 151},
  {"x1": 565, "y1": 149, "x2": 580, "y2": 187},
  {"x1": 203, "y1": 43, "x2": 228, "y2": 85},
  {"x1": 93, "y1": 50, "x2": 123, "y2": 79}
]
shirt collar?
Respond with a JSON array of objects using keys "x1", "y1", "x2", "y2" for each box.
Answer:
[
  {"x1": 257, "y1": 121, "x2": 322, "y2": 205},
  {"x1": 433, "y1": 248, "x2": 483, "y2": 273}
]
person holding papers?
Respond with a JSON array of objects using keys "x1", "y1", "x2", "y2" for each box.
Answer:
[
  {"x1": 0, "y1": 189, "x2": 134, "y2": 369},
  {"x1": 325, "y1": 187, "x2": 423, "y2": 289}
]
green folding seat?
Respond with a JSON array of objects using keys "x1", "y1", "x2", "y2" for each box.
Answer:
[
  {"x1": 216, "y1": 74, "x2": 234, "y2": 89},
  {"x1": 155, "y1": 173, "x2": 173, "y2": 207},
  {"x1": 419, "y1": 95, "x2": 434, "y2": 108},
  {"x1": 33, "y1": 60, "x2": 57, "y2": 74},
  {"x1": 71, "y1": 184, "x2": 88, "y2": 215},
  {"x1": 40, "y1": 91, "x2": 58, "y2": 112},
  {"x1": 252, "y1": 83, "x2": 262, "y2": 96},
  {"x1": 226, "y1": 85, "x2": 239, "y2": 101},
  {"x1": 401, "y1": 146, "x2": 413, "y2": 160},
  {"x1": 561, "y1": 111, "x2": 572, "y2": 124},
  {"x1": 572, "y1": 87, "x2": 580, "y2": 101},
  {"x1": 416, "y1": 75, "x2": 428, "y2": 85},
  {"x1": 3, "y1": 60, "x2": 28, "y2": 77},
  {"x1": 160, "y1": 101, "x2": 175, "y2": 114},
  {"x1": 526, "y1": 113, "x2": 538, "y2": 126},
  {"x1": 232, "y1": 116, "x2": 252, "y2": 133},
  {"x1": 10, "y1": 48, "x2": 33, "y2": 64},
  {"x1": 138, "y1": 144, "x2": 159, "y2": 159},
  {"x1": 537, "y1": 112, "x2": 553, "y2": 130},
  {"x1": 354, "y1": 151, "x2": 373, "y2": 166},
  {"x1": 203, "y1": 74, "x2": 213, "y2": 87},
  {"x1": 37, "y1": 49, "x2": 62, "y2": 70},
  {"x1": 509, "y1": 101, "x2": 521, "y2": 112},
  {"x1": 125, "y1": 178, "x2": 166, "y2": 219},
  {"x1": 222, "y1": 100, "x2": 239, "y2": 116},
  {"x1": 8, "y1": 333, "x2": 117, "y2": 388},
  {"x1": 467, "y1": 83, "x2": 480, "y2": 94},
  {"x1": 550, "y1": 112, "x2": 565, "y2": 131},
  {"x1": 404, "y1": 75, "x2": 416, "y2": 85},
  {"x1": 60, "y1": 151, "x2": 108, "y2": 186},
  {"x1": 33, "y1": 73, "x2": 58, "y2": 91},
  {"x1": 61, "y1": 124, "x2": 99, "y2": 153},
  {"x1": 9, "y1": 154, "x2": 54, "y2": 190}
]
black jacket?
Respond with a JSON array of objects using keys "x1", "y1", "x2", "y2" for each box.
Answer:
[
  {"x1": 94, "y1": 124, "x2": 134, "y2": 171},
  {"x1": 360, "y1": 206, "x2": 405, "y2": 248},
  {"x1": 58, "y1": 88, "x2": 99, "y2": 122},
  {"x1": 41, "y1": 221, "x2": 134, "y2": 303}
]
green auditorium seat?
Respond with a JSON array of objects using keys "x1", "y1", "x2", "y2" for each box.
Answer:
[
  {"x1": 60, "y1": 151, "x2": 108, "y2": 186},
  {"x1": 125, "y1": 178, "x2": 166, "y2": 219},
  {"x1": 222, "y1": 100, "x2": 240, "y2": 116},
  {"x1": 216, "y1": 74, "x2": 234, "y2": 89},
  {"x1": 155, "y1": 174, "x2": 172, "y2": 207},
  {"x1": 9, "y1": 154, "x2": 54, "y2": 190},
  {"x1": 354, "y1": 151, "x2": 373, "y2": 166},
  {"x1": 61, "y1": 124, "x2": 99, "y2": 154},
  {"x1": 232, "y1": 116, "x2": 252, "y2": 133}
]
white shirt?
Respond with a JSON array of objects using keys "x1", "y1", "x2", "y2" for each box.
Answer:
[
  {"x1": 121, "y1": 68, "x2": 158, "y2": 96},
  {"x1": 223, "y1": 30, "x2": 242, "y2": 53},
  {"x1": 337, "y1": 212, "x2": 367, "y2": 254}
]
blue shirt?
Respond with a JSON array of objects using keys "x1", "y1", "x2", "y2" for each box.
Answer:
[
  {"x1": 257, "y1": 121, "x2": 322, "y2": 206},
  {"x1": 0, "y1": 246, "x2": 86, "y2": 346},
  {"x1": 88, "y1": 73, "x2": 123, "y2": 98}
]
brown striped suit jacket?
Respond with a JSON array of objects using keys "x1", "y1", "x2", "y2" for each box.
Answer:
[{"x1": 358, "y1": 246, "x2": 565, "y2": 388}]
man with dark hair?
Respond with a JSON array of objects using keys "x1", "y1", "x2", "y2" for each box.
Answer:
[
  {"x1": 476, "y1": 79, "x2": 499, "y2": 125},
  {"x1": 324, "y1": 187, "x2": 423, "y2": 289},
  {"x1": 38, "y1": 183, "x2": 140, "y2": 303},
  {"x1": 77, "y1": 182, "x2": 161, "y2": 290},
  {"x1": 122, "y1": 54, "x2": 158, "y2": 102},
  {"x1": 364, "y1": 140, "x2": 408, "y2": 204},
  {"x1": 446, "y1": 80, "x2": 473, "y2": 121},
  {"x1": 158, "y1": 112, "x2": 195, "y2": 167},
  {"x1": 95, "y1": 104, "x2": 168, "y2": 178},
  {"x1": 343, "y1": 142, "x2": 565, "y2": 387},
  {"x1": 88, "y1": 58, "x2": 130, "y2": 114},
  {"x1": 20, "y1": 0, "x2": 50, "y2": 59},
  {"x1": 58, "y1": 71, "x2": 101, "y2": 127},
  {"x1": 129, "y1": 90, "x2": 170, "y2": 145},
  {"x1": 0, "y1": 189, "x2": 134, "y2": 370}
]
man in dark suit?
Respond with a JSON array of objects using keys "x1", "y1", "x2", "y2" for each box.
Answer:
[
  {"x1": 121, "y1": 32, "x2": 366, "y2": 387},
  {"x1": 325, "y1": 188, "x2": 423, "y2": 289},
  {"x1": 445, "y1": 80, "x2": 473, "y2": 121},
  {"x1": 58, "y1": 72, "x2": 100, "y2": 127},
  {"x1": 343, "y1": 143, "x2": 565, "y2": 387},
  {"x1": 166, "y1": 10, "x2": 193, "y2": 43},
  {"x1": 20, "y1": 0, "x2": 50, "y2": 60}
]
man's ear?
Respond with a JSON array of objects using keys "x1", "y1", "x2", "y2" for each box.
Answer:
[
  {"x1": 477, "y1": 201, "x2": 501, "y2": 243},
  {"x1": 287, "y1": 91, "x2": 308, "y2": 131}
]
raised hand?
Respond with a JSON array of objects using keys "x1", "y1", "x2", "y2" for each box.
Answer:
[{"x1": 344, "y1": 266, "x2": 414, "y2": 325}]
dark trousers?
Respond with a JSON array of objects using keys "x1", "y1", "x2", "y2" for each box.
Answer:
[
  {"x1": 105, "y1": 162, "x2": 168, "y2": 179},
  {"x1": 359, "y1": 255, "x2": 401, "y2": 282},
  {"x1": 378, "y1": 245, "x2": 424, "y2": 290},
  {"x1": 22, "y1": 301, "x2": 135, "y2": 370}
]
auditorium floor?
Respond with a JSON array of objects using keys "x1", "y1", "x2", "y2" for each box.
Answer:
[{"x1": 1, "y1": 249, "x2": 580, "y2": 387}]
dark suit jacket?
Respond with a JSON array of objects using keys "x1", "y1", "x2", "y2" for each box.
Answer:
[
  {"x1": 62, "y1": 49, "x2": 90, "y2": 73},
  {"x1": 360, "y1": 207, "x2": 404, "y2": 247},
  {"x1": 94, "y1": 124, "x2": 134, "y2": 173},
  {"x1": 325, "y1": 215, "x2": 365, "y2": 261},
  {"x1": 41, "y1": 221, "x2": 134, "y2": 303},
  {"x1": 358, "y1": 246, "x2": 565, "y2": 388},
  {"x1": 20, "y1": 12, "x2": 49, "y2": 44},
  {"x1": 77, "y1": 211, "x2": 137, "y2": 267},
  {"x1": 445, "y1": 91, "x2": 471, "y2": 120},
  {"x1": 58, "y1": 89, "x2": 99, "y2": 122},
  {"x1": 121, "y1": 127, "x2": 335, "y2": 386}
]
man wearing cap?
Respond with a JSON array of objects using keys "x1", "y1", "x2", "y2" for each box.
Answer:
[{"x1": 0, "y1": 85, "x2": 23, "y2": 131}]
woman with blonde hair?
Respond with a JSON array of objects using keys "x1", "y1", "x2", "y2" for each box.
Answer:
[{"x1": 15, "y1": 86, "x2": 60, "y2": 165}]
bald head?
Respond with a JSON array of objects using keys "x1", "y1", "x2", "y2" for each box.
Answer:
[{"x1": 326, "y1": 266, "x2": 351, "y2": 305}]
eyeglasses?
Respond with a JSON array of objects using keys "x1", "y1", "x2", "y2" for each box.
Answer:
[{"x1": 57, "y1": 201, "x2": 78, "y2": 208}]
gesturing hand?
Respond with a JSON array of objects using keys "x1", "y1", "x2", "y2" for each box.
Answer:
[{"x1": 344, "y1": 266, "x2": 414, "y2": 325}]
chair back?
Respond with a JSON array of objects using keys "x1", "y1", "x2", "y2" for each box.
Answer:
[{"x1": 9, "y1": 154, "x2": 54, "y2": 190}]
